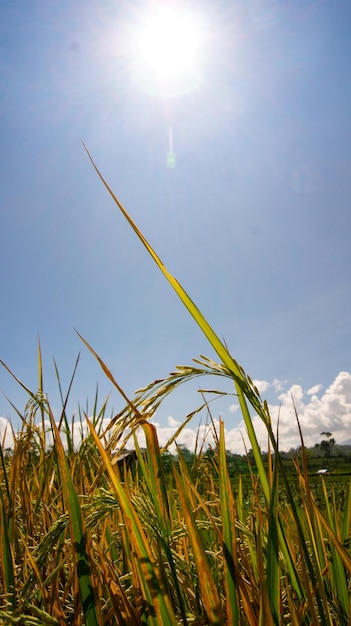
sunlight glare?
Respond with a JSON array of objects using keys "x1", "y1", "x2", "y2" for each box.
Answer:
[{"x1": 131, "y1": 6, "x2": 207, "y2": 97}]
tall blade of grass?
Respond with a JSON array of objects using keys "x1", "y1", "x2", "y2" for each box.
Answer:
[
  {"x1": 256, "y1": 527, "x2": 274, "y2": 626},
  {"x1": 48, "y1": 407, "x2": 99, "y2": 626},
  {"x1": 84, "y1": 146, "x2": 268, "y2": 422},
  {"x1": 294, "y1": 415, "x2": 338, "y2": 623},
  {"x1": 237, "y1": 393, "x2": 304, "y2": 616},
  {"x1": 75, "y1": 331, "x2": 144, "y2": 429},
  {"x1": 312, "y1": 496, "x2": 351, "y2": 575},
  {"x1": 0, "y1": 439, "x2": 11, "y2": 514},
  {"x1": 139, "y1": 422, "x2": 171, "y2": 535},
  {"x1": 37, "y1": 338, "x2": 46, "y2": 450},
  {"x1": 0, "y1": 359, "x2": 49, "y2": 419},
  {"x1": 341, "y1": 478, "x2": 351, "y2": 545},
  {"x1": 137, "y1": 422, "x2": 189, "y2": 625},
  {"x1": 54, "y1": 352, "x2": 81, "y2": 453},
  {"x1": 0, "y1": 488, "x2": 16, "y2": 609},
  {"x1": 236, "y1": 386, "x2": 270, "y2": 503},
  {"x1": 265, "y1": 450, "x2": 280, "y2": 625},
  {"x1": 173, "y1": 464, "x2": 225, "y2": 625},
  {"x1": 320, "y1": 481, "x2": 349, "y2": 616},
  {"x1": 262, "y1": 407, "x2": 330, "y2": 617},
  {"x1": 218, "y1": 420, "x2": 239, "y2": 625},
  {"x1": 85, "y1": 415, "x2": 179, "y2": 625}
]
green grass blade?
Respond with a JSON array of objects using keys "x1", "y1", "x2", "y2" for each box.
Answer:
[
  {"x1": 55, "y1": 351, "x2": 81, "y2": 449},
  {"x1": 49, "y1": 407, "x2": 99, "y2": 626},
  {"x1": 173, "y1": 464, "x2": 225, "y2": 625},
  {"x1": 36, "y1": 337, "x2": 47, "y2": 452},
  {"x1": 266, "y1": 453, "x2": 280, "y2": 625},
  {"x1": 75, "y1": 330, "x2": 144, "y2": 427},
  {"x1": 218, "y1": 421, "x2": 239, "y2": 625},
  {"x1": 85, "y1": 415, "x2": 179, "y2": 625},
  {"x1": 140, "y1": 422, "x2": 172, "y2": 537},
  {"x1": 0, "y1": 489, "x2": 16, "y2": 609},
  {"x1": 341, "y1": 478, "x2": 351, "y2": 544},
  {"x1": 320, "y1": 481, "x2": 350, "y2": 615},
  {"x1": 0, "y1": 359, "x2": 49, "y2": 417},
  {"x1": 236, "y1": 384, "x2": 270, "y2": 502},
  {"x1": 137, "y1": 422, "x2": 189, "y2": 624},
  {"x1": 0, "y1": 440, "x2": 12, "y2": 512},
  {"x1": 84, "y1": 146, "x2": 268, "y2": 422}
]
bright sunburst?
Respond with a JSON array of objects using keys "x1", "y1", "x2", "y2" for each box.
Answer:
[{"x1": 130, "y1": 5, "x2": 207, "y2": 97}]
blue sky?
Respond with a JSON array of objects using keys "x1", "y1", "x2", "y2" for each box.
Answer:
[{"x1": 1, "y1": 0, "x2": 351, "y2": 451}]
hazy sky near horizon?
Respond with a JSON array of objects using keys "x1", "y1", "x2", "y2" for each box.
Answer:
[{"x1": 1, "y1": 0, "x2": 351, "y2": 451}]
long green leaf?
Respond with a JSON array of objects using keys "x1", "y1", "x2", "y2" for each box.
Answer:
[
  {"x1": 218, "y1": 421, "x2": 239, "y2": 625},
  {"x1": 84, "y1": 146, "x2": 269, "y2": 424},
  {"x1": 85, "y1": 415, "x2": 179, "y2": 625},
  {"x1": 173, "y1": 464, "x2": 225, "y2": 625},
  {"x1": 137, "y1": 422, "x2": 189, "y2": 624},
  {"x1": 266, "y1": 451, "x2": 280, "y2": 625},
  {"x1": 49, "y1": 407, "x2": 99, "y2": 626},
  {"x1": 0, "y1": 488, "x2": 16, "y2": 609}
]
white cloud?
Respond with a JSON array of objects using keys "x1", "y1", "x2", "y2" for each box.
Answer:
[
  {"x1": 168, "y1": 416, "x2": 181, "y2": 427},
  {"x1": 149, "y1": 422, "x2": 218, "y2": 454},
  {"x1": 250, "y1": 378, "x2": 288, "y2": 395},
  {"x1": 0, "y1": 417, "x2": 15, "y2": 448},
  {"x1": 272, "y1": 378, "x2": 285, "y2": 392},
  {"x1": 155, "y1": 371, "x2": 351, "y2": 454},
  {"x1": 229, "y1": 403, "x2": 239, "y2": 413},
  {"x1": 265, "y1": 371, "x2": 351, "y2": 450},
  {"x1": 307, "y1": 383, "x2": 323, "y2": 396},
  {"x1": 252, "y1": 379, "x2": 270, "y2": 394},
  {"x1": 1, "y1": 372, "x2": 351, "y2": 456}
]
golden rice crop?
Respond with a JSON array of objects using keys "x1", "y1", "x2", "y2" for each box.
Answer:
[{"x1": 0, "y1": 153, "x2": 350, "y2": 624}]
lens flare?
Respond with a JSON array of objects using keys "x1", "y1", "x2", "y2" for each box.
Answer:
[{"x1": 166, "y1": 126, "x2": 176, "y2": 168}]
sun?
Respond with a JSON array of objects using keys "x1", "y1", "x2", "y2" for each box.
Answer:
[{"x1": 130, "y1": 5, "x2": 207, "y2": 97}]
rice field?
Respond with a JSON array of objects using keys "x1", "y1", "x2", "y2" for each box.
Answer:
[{"x1": 0, "y1": 154, "x2": 350, "y2": 624}]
